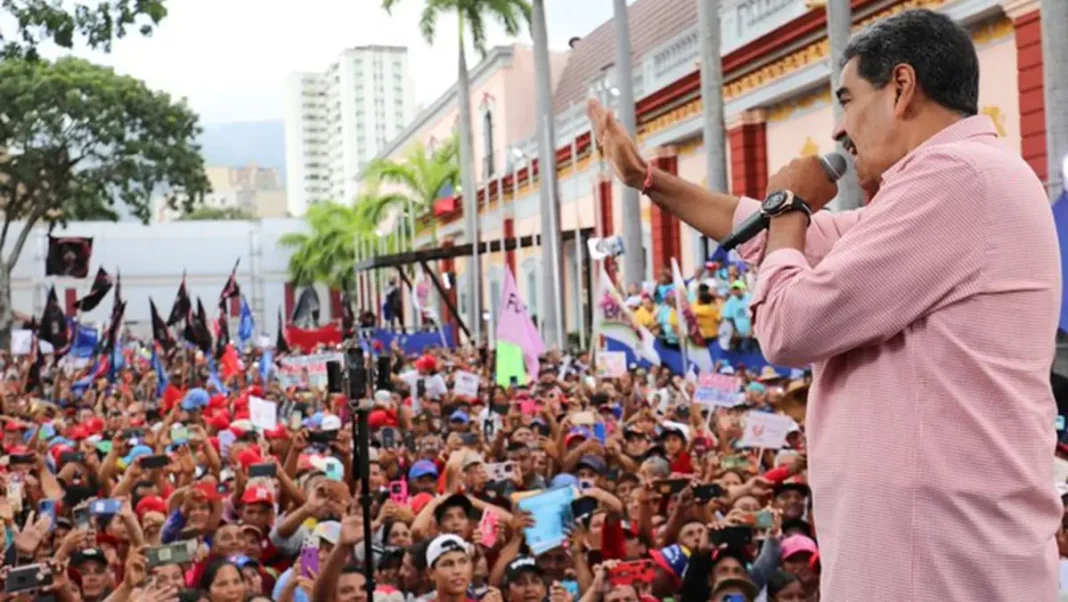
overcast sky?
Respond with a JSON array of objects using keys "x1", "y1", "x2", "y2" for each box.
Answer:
[{"x1": 55, "y1": 0, "x2": 624, "y2": 124}]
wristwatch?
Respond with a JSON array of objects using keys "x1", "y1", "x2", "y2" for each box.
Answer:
[{"x1": 761, "y1": 190, "x2": 813, "y2": 222}]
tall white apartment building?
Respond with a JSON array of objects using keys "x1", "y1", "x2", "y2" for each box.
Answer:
[{"x1": 284, "y1": 45, "x2": 413, "y2": 216}]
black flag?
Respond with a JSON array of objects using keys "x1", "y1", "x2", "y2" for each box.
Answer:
[
  {"x1": 104, "y1": 300, "x2": 126, "y2": 354},
  {"x1": 341, "y1": 293, "x2": 355, "y2": 339},
  {"x1": 220, "y1": 259, "x2": 241, "y2": 304},
  {"x1": 45, "y1": 236, "x2": 92, "y2": 278},
  {"x1": 276, "y1": 308, "x2": 290, "y2": 354},
  {"x1": 150, "y1": 298, "x2": 174, "y2": 352},
  {"x1": 291, "y1": 287, "x2": 321, "y2": 327},
  {"x1": 167, "y1": 274, "x2": 191, "y2": 327},
  {"x1": 24, "y1": 332, "x2": 43, "y2": 394},
  {"x1": 74, "y1": 267, "x2": 112, "y2": 312},
  {"x1": 38, "y1": 286, "x2": 70, "y2": 358},
  {"x1": 189, "y1": 298, "x2": 212, "y2": 354},
  {"x1": 214, "y1": 301, "x2": 230, "y2": 359}
]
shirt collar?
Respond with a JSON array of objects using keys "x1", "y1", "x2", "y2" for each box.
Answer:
[{"x1": 880, "y1": 114, "x2": 998, "y2": 184}]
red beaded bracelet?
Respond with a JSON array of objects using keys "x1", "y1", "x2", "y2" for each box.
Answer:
[{"x1": 640, "y1": 161, "x2": 654, "y2": 196}]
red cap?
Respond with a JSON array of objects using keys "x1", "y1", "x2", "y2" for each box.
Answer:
[
  {"x1": 7, "y1": 445, "x2": 31, "y2": 455},
  {"x1": 209, "y1": 395, "x2": 228, "y2": 410},
  {"x1": 414, "y1": 354, "x2": 437, "y2": 372},
  {"x1": 135, "y1": 495, "x2": 167, "y2": 518},
  {"x1": 208, "y1": 413, "x2": 231, "y2": 431},
  {"x1": 67, "y1": 426, "x2": 89, "y2": 441},
  {"x1": 240, "y1": 486, "x2": 274, "y2": 505},
  {"x1": 264, "y1": 426, "x2": 288, "y2": 440},
  {"x1": 247, "y1": 385, "x2": 264, "y2": 397},
  {"x1": 4, "y1": 421, "x2": 23, "y2": 432},
  {"x1": 233, "y1": 408, "x2": 251, "y2": 421},
  {"x1": 85, "y1": 418, "x2": 105, "y2": 435},
  {"x1": 235, "y1": 448, "x2": 262, "y2": 470},
  {"x1": 368, "y1": 409, "x2": 396, "y2": 429},
  {"x1": 50, "y1": 445, "x2": 73, "y2": 465}
]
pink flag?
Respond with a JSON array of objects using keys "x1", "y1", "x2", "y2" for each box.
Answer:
[{"x1": 496, "y1": 268, "x2": 545, "y2": 379}]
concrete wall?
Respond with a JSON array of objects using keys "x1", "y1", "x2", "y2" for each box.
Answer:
[{"x1": 10, "y1": 219, "x2": 337, "y2": 341}]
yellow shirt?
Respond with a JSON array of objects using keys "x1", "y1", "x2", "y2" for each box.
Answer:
[
  {"x1": 633, "y1": 305, "x2": 656, "y2": 330},
  {"x1": 693, "y1": 301, "x2": 721, "y2": 340}
]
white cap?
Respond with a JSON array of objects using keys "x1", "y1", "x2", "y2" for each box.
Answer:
[
  {"x1": 1056, "y1": 482, "x2": 1068, "y2": 498},
  {"x1": 313, "y1": 520, "x2": 340, "y2": 545},
  {"x1": 321, "y1": 415, "x2": 342, "y2": 431},
  {"x1": 374, "y1": 390, "x2": 392, "y2": 404},
  {"x1": 425, "y1": 534, "x2": 471, "y2": 568}
]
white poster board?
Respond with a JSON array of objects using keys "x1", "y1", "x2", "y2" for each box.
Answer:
[
  {"x1": 738, "y1": 411, "x2": 796, "y2": 449},
  {"x1": 249, "y1": 396, "x2": 278, "y2": 431},
  {"x1": 597, "y1": 351, "x2": 627, "y2": 378},
  {"x1": 453, "y1": 370, "x2": 480, "y2": 399}
]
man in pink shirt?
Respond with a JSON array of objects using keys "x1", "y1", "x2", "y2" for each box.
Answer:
[{"x1": 588, "y1": 8, "x2": 1061, "y2": 602}]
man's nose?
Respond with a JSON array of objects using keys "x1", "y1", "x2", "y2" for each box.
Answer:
[{"x1": 832, "y1": 120, "x2": 847, "y2": 143}]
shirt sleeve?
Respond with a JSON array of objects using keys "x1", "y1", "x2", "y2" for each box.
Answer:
[
  {"x1": 270, "y1": 521, "x2": 309, "y2": 556},
  {"x1": 750, "y1": 150, "x2": 985, "y2": 366},
  {"x1": 732, "y1": 197, "x2": 865, "y2": 268}
]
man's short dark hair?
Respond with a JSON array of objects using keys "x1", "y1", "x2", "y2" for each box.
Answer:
[{"x1": 842, "y1": 8, "x2": 978, "y2": 116}]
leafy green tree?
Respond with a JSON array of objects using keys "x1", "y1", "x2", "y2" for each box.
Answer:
[
  {"x1": 0, "y1": 56, "x2": 209, "y2": 346},
  {"x1": 279, "y1": 201, "x2": 365, "y2": 294},
  {"x1": 1, "y1": 0, "x2": 168, "y2": 59},
  {"x1": 179, "y1": 206, "x2": 255, "y2": 221},
  {"x1": 364, "y1": 135, "x2": 459, "y2": 244}
]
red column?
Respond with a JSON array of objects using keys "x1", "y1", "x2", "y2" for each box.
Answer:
[
  {"x1": 283, "y1": 283, "x2": 295, "y2": 320},
  {"x1": 597, "y1": 180, "x2": 617, "y2": 282},
  {"x1": 650, "y1": 154, "x2": 681, "y2": 276},
  {"x1": 1013, "y1": 6, "x2": 1046, "y2": 181},
  {"x1": 329, "y1": 289, "x2": 342, "y2": 321},
  {"x1": 728, "y1": 111, "x2": 769, "y2": 200},
  {"x1": 64, "y1": 289, "x2": 77, "y2": 316},
  {"x1": 504, "y1": 218, "x2": 516, "y2": 275}
]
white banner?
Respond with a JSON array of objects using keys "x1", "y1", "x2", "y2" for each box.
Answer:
[
  {"x1": 249, "y1": 396, "x2": 278, "y2": 431},
  {"x1": 277, "y1": 352, "x2": 344, "y2": 388}
]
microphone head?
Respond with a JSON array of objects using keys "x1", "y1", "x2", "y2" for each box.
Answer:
[{"x1": 819, "y1": 152, "x2": 848, "y2": 181}]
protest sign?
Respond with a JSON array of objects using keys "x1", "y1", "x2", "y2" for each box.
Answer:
[
  {"x1": 453, "y1": 370, "x2": 480, "y2": 399},
  {"x1": 277, "y1": 352, "x2": 344, "y2": 388},
  {"x1": 597, "y1": 351, "x2": 626, "y2": 378},
  {"x1": 694, "y1": 373, "x2": 742, "y2": 406},
  {"x1": 516, "y1": 487, "x2": 575, "y2": 555},
  {"x1": 249, "y1": 396, "x2": 278, "y2": 431},
  {"x1": 400, "y1": 370, "x2": 448, "y2": 399},
  {"x1": 738, "y1": 411, "x2": 796, "y2": 449}
]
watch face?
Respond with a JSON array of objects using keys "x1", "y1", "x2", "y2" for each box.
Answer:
[{"x1": 762, "y1": 191, "x2": 789, "y2": 213}]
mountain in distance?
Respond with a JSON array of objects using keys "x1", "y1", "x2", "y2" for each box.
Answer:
[{"x1": 197, "y1": 120, "x2": 286, "y2": 182}]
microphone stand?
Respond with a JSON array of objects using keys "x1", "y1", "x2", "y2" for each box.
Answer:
[{"x1": 345, "y1": 349, "x2": 375, "y2": 601}]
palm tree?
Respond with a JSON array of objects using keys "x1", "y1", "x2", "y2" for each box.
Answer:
[
  {"x1": 279, "y1": 201, "x2": 363, "y2": 293},
  {"x1": 363, "y1": 135, "x2": 460, "y2": 245},
  {"x1": 381, "y1": 0, "x2": 531, "y2": 345}
]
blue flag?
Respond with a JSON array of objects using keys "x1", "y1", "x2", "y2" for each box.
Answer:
[
  {"x1": 70, "y1": 324, "x2": 99, "y2": 358},
  {"x1": 260, "y1": 347, "x2": 272, "y2": 383},
  {"x1": 108, "y1": 335, "x2": 124, "y2": 383},
  {"x1": 152, "y1": 346, "x2": 168, "y2": 399},
  {"x1": 208, "y1": 356, "x2": 227, "y2": 393},
  {"x1": 238, "y1": 297, "x2": 254, "y2": 348},
  {"x1": 1054, "y1": 190, "x2": 1068, "y2": 333}
]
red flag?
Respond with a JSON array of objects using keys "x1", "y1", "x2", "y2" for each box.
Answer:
[{"x1": 220, "y1": 344, "x2": 241, "y2": 379}]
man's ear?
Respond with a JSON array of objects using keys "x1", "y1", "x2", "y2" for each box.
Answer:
[{"x1": 890, "y1": 63, "x2": 919, "y2": 117}]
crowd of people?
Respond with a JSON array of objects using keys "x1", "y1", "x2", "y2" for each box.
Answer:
[
  {"x1": 0, "y1": 335, "x2": 823, "y2": 602},
  {"x1": 624, "y1": 261, "x2": 756, "y2": 352}
]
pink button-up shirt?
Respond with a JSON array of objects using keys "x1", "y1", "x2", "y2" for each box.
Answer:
[{"x1": 736, "y1": 115, "x2": 1062, "y2": 602}]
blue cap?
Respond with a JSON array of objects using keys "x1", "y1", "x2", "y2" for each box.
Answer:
[
  {"x1": 746, "y1": 382, "x2": 766, "y2": 394},
  {"x1": 48, "y1": 437, "x2": 74, "y2": 450},
  {"x1": 651, "y1": 544, "x2": 691, "y2": 579},
  {"x1": 550, "y1": 473, "x2": 578, "y2": 489},
  {"x1": 182, "y1": 388, "x2": 209, "y2": 410},
  {"x1": 449, "y1": 410, "x2": 468, "y2": 424},
  {"x1": 408, "y1": 460, "x2": 439, "y2": 480},
  {"x1": 303, "y1": 412, "x2": 324, "y2": 429},
  {"x1": 123, "y1": 445, "x2": 154, "y2": 466}
]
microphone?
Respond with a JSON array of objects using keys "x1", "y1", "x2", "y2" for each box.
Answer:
[{"x1": 719, "y1": 153, "x2": 848, "y2": 252}]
